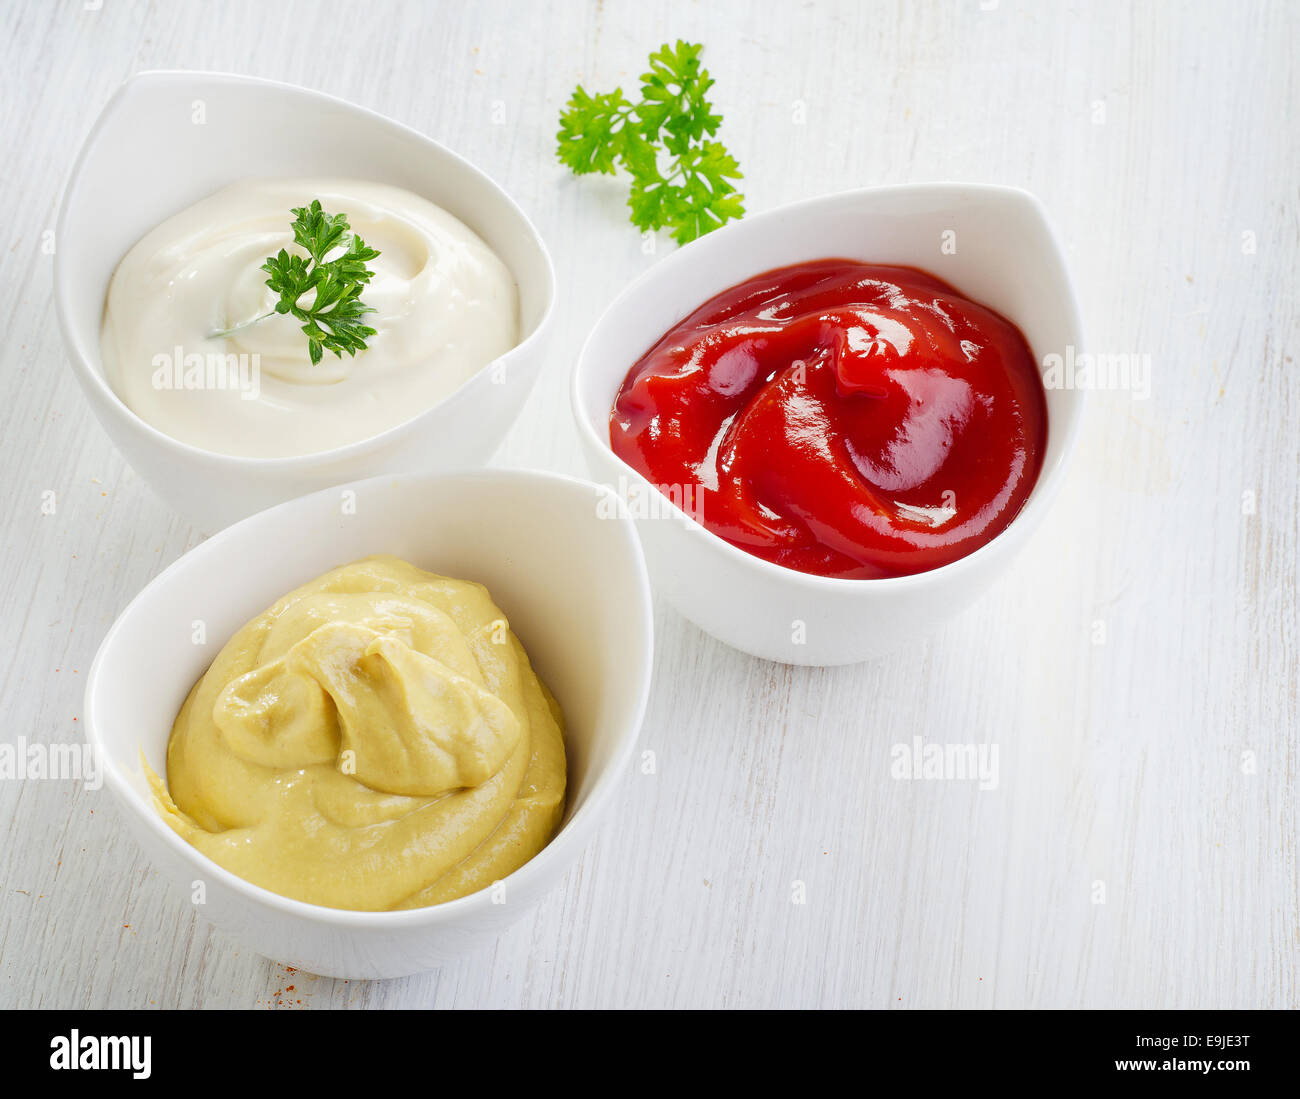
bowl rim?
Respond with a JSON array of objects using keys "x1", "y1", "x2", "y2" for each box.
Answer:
[
  {"x1": 571, "y1": 181, "x2": 1086, "y2": 594},
  {"x1": 83, "y1": 467, "x2": 655, "y2": 929},
  {"x1": 54, "y1": 68, "x2": 557, "y2": 469}
]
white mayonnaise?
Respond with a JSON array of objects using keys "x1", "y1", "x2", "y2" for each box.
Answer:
[{"x1": 100, "y1": 179, "x2": 518, "y2": 458}]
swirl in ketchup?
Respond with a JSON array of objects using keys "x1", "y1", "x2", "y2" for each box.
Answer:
[{"x1": 609, "y1": 260, "x2": 1048, "y2": 579}]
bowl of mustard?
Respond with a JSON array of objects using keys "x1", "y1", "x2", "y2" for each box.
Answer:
[{"x1": 84, "y1": 469, "x2": 653, "y2": 979}]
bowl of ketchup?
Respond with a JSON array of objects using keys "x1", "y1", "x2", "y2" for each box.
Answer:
[{"x1": 573, "y1": 184, "x2": 1084, "y2": 665}]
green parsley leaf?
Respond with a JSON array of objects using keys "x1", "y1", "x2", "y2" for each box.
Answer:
[{"x1": 557, "y1": 87, "x2": 636, "y2": 175}]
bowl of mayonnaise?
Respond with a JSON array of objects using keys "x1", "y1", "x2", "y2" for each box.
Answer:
[{"x1": 55, "y1": 70, "x2": 556, "y2": 531}]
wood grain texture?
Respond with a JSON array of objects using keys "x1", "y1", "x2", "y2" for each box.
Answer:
[{"x1": 1, "y1": 0, "x2": 1295, "y2": 1009}]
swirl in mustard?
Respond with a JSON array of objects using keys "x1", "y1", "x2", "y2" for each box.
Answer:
[{"x1": 148, "y1": 556, "x2": 566, "y2": 910}]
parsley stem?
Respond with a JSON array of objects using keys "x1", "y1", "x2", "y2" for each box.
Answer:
[{"x1": 209, "y1": 310, "x2": 276, "y2": 341}]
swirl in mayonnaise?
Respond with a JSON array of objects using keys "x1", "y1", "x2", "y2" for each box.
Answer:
[{"x1": 101, "y1": 179, "x2": 518, "y2": 458}]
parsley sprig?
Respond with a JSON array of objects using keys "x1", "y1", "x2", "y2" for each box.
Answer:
[
  {"x1": 557, "y1": 40, "x2": 745, "y2": 244},
  {"x1": 212, "y1": 201, "x2": 381, "y2": 365}
]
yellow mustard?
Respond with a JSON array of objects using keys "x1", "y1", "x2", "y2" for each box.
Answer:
[{"x1": 148, "y1": 556, "x2": 566, "y2": 910}]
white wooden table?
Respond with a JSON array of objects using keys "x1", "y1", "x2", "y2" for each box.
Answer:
[{"x1": 2, "y1": 0, "x2": 1295, "y2": 1009}]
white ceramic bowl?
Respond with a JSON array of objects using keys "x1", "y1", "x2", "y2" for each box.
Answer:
[
  {"x1": 84, "y1": 469, "x2": 653, "y2": 979},
  {"x1": 55, "y1": 71, "x2": 556, "y2": 532},
  {"x1": 573, "y1": 184, "x2": 1085, "y2": 665}
]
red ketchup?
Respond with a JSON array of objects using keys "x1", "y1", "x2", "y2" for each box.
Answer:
[{"x1": 609, "y1": 260, "x2": 1048, "y2": 579}]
